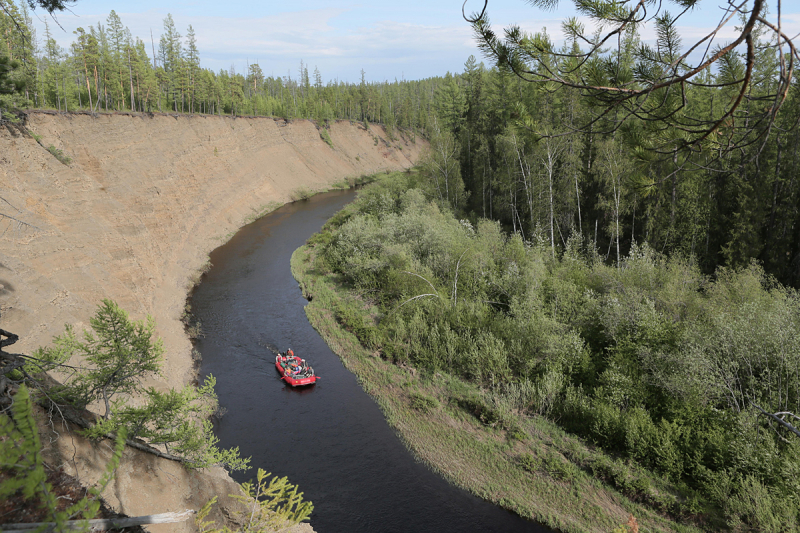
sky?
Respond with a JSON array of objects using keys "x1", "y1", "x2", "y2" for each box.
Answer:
[{"x1": 28, "y1": 0, "x2": 800, "y2": 84}]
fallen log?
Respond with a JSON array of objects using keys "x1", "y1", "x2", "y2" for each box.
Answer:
[{"x1": 0, "y1": 509, "x2": 195, "y2": 531}]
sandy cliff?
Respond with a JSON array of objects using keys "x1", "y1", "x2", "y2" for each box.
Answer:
[{"x1": 0, "y1": 112, "x2": 424, "y2": 531}]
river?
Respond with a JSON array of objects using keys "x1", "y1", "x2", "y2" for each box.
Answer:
[{"x1": 194, "y1": 189, "x2": 548, "y2": 533}]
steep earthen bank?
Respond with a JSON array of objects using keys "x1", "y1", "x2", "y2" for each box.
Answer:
[{"x1": 0, "y1": 112, "x2": 424, "y2": 531}]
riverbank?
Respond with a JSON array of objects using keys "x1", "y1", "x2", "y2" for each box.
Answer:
[
  {"x1": 290, "y1": 180, "x2": 701, "y2": 533},
  {"x1": 1, "y1": 111, "x2": 424, "y2": 530}
]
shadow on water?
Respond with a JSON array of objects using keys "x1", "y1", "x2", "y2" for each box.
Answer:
[{"x1": 194, "y1": 189, "x2": 550, "y2": 533}]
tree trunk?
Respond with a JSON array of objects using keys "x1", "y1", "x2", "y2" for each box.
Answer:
[
  {"x1": 128, "y1": 48, "x2": 135, "y2": 111},
  {"x1": 0, "y1": 510, "x2": 196, "y2": 530}
]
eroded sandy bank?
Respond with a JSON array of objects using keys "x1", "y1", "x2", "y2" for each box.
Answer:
[{"x1": 0, "y1": 112, "x2": 424, "y2": 531}]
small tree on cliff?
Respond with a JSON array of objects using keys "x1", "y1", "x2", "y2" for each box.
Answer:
[
  {"x1": 34, "y1": 299, "x2": 249, "y2": 472},
  {"x1": 37, "y1": 299, "x2": 163, "y2": 418}
]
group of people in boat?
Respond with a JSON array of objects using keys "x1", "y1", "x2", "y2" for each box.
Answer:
[{"x1": 282, "y1": 349, "x2": 314, "y2": 378}]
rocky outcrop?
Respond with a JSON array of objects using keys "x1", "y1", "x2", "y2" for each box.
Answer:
[{"x1": 0, "y1": 112, "x2": 424, "y2": 531}]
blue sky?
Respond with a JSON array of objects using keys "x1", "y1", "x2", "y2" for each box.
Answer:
[{"x1": 30, "y1": 0, "x2": 800, "y2": 83}]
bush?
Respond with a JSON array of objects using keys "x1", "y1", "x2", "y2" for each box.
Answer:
[
  {"x1": 454, "y1": 392, "x2": 522, "y2": 437},
  {"x1": 455, "y1": 393, "x2": 501, "y2": 426},
  {"x1": 197, "y1": 468, "x2": 314, "y2": 532},
  {"x1": 47, "y1": 145, "x2": 71, "y2": 165},
  {"x1": 541, "y1": 451, "x2": 580, "y2": 482},
  {"x1": 0, "y1": 385, "x2": 126, "y2": 528},
  {"x1": 307, "y1": 172, "x2": 800, "y2": 528},
  {"x1": 34, "y1": 300, "x2": 249, "y2": 472},
  {"x1": 725, "y1": 475, "x2": 799, "y2": 532},
  {"x1": 408, "y1": 391, "x2": 439, "y2": 413},
  {"x1": 519, "y1": 452, "x2": 540, "y2": 473},
  {"x1": 334, "y1": 299, "x2": 381, "y2": 349},
  {"x1": 319, "y1": 127, "x2": 333, "y2": 148},
  {"x1": 290, "y1": 186, "x2": 313, "y2": 201}
]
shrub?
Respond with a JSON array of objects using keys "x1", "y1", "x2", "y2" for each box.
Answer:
[
  {"x1": 319, "y1": 127, "x2": 333, "y2": 148},
  {"x1": 519, "y1": 452, "x2": 540, "y2": 473},
  {"x1": 334, "y1": 299, "x2": 381, "y2": 349},
  {"x1": 542, "y1": 451, "x2": 580, "y2": 482},
  {"x1": 408, "y1": 391, "x2": 439, "y2": 413},
  {"x1": 725, "y1": 475, "x2": 799, "y2": 532},
  {"x1": 197, "y1": 468, "x2": 313, "y2": 532},
  {"x1": 290, "y1": 186, "x2": 313, "y2": 202},
  {"x1": 47, "y1": 145, "x2": 71, "y2": 165},
  {"x1": 33, "y1": 300, "x2": 249, "y2": 472},
  {"x1": 0, "y1": 385, "x2": 126, "y2": 527}
]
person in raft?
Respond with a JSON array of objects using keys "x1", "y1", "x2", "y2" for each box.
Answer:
[{"x1": 287, "y1": 350, "x2": 301, "y2": 376}]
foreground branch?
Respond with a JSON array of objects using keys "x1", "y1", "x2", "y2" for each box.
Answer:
[{"x1": 753, "y1": 404, "x2": 800, "y2": 439}]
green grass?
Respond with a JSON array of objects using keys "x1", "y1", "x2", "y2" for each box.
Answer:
[{"x1": 291, "y1": 242, "x2": 703, "y2": 533}]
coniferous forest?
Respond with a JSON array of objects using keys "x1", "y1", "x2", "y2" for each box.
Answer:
[
  {"x1": 1, "y1": 0, "x2": 799, "y2": 290},
  {"x1": 0, "y1": 4, "x2": 444, "y2": 132}
]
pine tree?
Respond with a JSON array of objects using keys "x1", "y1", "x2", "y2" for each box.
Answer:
[
  {"x1": 105, "y1": 10, "x2": 126, "y2": 109},
  {"x1": 38, "y1": 299, "x2": 163, "y2": 418},
  {"x1": 185, "y1": 25, "x2": 200, "y2": 112},
  {"x1": 158, "y1": 14, "x2": 182, "y2": 111}
]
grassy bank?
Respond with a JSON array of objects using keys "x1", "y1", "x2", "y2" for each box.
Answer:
[{"x1": 290, "y1": 205, "x2": 700, "y2": 532}]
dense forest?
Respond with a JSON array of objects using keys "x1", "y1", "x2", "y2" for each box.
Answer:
[
  {"x1": 298, "y1": 7, "x2": 800, "y2": 530},
  {"x1": 421, "y1": 54, "x2": 800, "y2": 291},
  {"x1": 0, "y1": 2, "x2": 444, "y2": 132},
  {"x1": 4, "y1": 0, "x2": 800, "y2": 291},
  {"x1": 310, "y1": 172, "x2": 800, "y2": 531}
]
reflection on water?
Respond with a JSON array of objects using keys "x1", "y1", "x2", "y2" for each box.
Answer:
[{"x1": 194, "y1": 190, "x2": 549, "y2": 533}]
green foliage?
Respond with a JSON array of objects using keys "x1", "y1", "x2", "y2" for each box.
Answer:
[
  {"x1": 197, "y1": 469, "x2": 313, "y2": 533},
  {"x1": 0, "y1": 54, "x2": 23, "y2": 96},
  {"x1": 319, "y1": 126, "x2": 333, "y2": 148},
  {"x1": 518, "y1": 452, "x2": 539, "y2": 473},
  {"x1": 36, "y1": 299, "x2": 248, "y2": 472},
  {"x1": 0, "y1": 385, "x2": 45, "y2": 503},
  {"x1": 408, "y1": 391, "x2": 439, "y2": 413},
  {"x1": 334, "y1": 299, "x2": 380, "y2": 349},
  {"x1": 0, "y1": 385, "x2": 126, "y2": 530},
  {"x1": 236, "y1": 468, "x2": 314, "y2": 526},
  {"x1": 84, "y1": 375, "x2": 249, "y2": 471},
  {"x1": 46, "y1": 145, "x2": 72, "y2": 165},
  {"x1": 306, "y1": 173, "x2": 800, "y2": 529},
  {"x1": 290, "y1": 186, "x2": 313, "y2": 202},
  {"x1": 39, "y1": 299, "x2": 163, "y2": 417},
  {"x1": 540, "y1": 450, "x2": 580, "y2": 482},
  {"x1": 470, "y1": 0, "x2": 792, "y2": 158},
  {"x1": 0, "y1": 5, "x2": 450, "y2": 136}
]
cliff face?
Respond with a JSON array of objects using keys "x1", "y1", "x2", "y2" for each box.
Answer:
[{"x1": 0, "y1": 112, "x2": 424, "y2": 531}]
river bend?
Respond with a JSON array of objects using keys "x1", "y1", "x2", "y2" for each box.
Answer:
[{"x1": 194, "y1": 189, "x2": 547, "y2": 533}]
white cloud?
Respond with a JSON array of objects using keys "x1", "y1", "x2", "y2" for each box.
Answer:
[
  {"x1": 35, "y1": 7, "x2": 478, "y2": 80},
  {"x1": 30, "y1": 3, "x2": 800, "y2": 82}
]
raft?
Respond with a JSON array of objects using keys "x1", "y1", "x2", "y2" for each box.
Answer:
[{"x1": 275, "y1": 352, "x2": 319, "y2": 386}]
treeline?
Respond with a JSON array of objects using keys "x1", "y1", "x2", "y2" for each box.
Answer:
[
  {"x1": 312, "y1": 173, "x2": 800, "y2": 530},
  {"x1": 423, "y1": 43, "x2": 800, "y2": 287},
  {"x1": 0, "y1": 2, "x2": 443, "y2": 133}
]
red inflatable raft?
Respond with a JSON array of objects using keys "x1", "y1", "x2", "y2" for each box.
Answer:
[{"x1": 275, "y1": 352, "x2": 319, "y2": 386}]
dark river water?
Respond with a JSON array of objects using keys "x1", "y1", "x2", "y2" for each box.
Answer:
[{"x1": 193, "y1": 189, "x2": 549, "y2": 533}]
